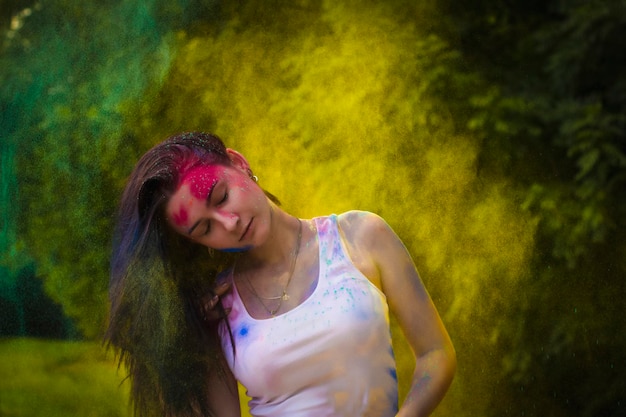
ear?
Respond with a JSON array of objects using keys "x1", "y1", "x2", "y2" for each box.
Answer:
[{"x1": 226, "y1": 148, "x2": 251, "y2": 174}]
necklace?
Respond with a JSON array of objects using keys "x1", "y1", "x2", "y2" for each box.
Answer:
[{"x1": 241, "y1": 218, "x2": 303, "y2": 317}]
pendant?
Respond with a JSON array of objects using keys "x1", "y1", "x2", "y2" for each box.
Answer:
[{"x1": 281, "y1": 291, "x2": 290, "y2": 301}]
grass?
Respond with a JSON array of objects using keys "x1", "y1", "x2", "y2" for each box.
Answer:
[
  {"x1": 0, "y1": 338, "x2": 131, "y2": 417},
  {"x1": 0, "y1": 338, "x2": 253, "y2": 417}
]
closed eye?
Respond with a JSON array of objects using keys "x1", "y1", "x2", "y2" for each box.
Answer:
[{"x1": 203, "y1": 191, "x2": 227, "y2": 235}]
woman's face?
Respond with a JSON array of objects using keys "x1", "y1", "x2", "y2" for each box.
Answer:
[{"x1": 165, "y1": 157, "x2": 270, "y2": 252}]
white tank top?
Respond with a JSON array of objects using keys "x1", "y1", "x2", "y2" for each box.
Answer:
[{"x1": 218, "y1": 214, "x2": 398, "y2": 417}]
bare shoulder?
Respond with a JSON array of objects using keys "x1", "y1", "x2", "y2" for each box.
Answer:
[
  {"x1": 337, "y1": 209, "x2": 414, "y2": 277},
  {"x1": 336, "y1": 211, "x2": 397, "y2": 288},
  {"x1": 337, "y1": 210, "x2": 396, "y2": 247}
]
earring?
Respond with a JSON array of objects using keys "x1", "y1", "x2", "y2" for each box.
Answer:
[
  {"x1": 248, "y1": 170, "x2": 259, "y2": 182},
  {"x1": 207, "y1": 247, "x2": 215, "y2": 257}
]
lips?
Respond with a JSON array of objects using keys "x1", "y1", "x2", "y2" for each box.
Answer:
[{"x1": 239, "y1": 218, "x2": 253, "y2": 241}]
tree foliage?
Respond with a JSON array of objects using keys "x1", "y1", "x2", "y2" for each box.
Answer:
[
  {"x1": 435, "y1": 0, "x2": 626, "y2": 415},
  {"x1": 2, "y1": 0, "x2": 176, "y2": 338}
]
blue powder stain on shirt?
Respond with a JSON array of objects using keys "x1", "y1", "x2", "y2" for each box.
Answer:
[
  {"x1": 388, "y1": 367, "x2": 398, "y2": 382},
  {"x1": 239, "y1": 325, "x2": 249, "y2": 337}
]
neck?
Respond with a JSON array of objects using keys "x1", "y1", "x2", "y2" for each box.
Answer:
[{"x1": 239, "y1": 205, "x2": 301, "y2": 268}]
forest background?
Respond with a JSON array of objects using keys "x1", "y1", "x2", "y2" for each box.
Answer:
[{"x1": 1, "y1": 0, "x2": 625, "y2": 416}]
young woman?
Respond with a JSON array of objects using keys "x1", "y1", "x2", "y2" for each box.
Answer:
[{"x1": 106, "y1": 131, "x2": 456, "y2": 417}]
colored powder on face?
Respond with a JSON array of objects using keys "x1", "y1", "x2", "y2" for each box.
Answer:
[
  {"x1": 182, "y1": 165, "x2": 224, "y2": 200},
  {"x1": 171, "y1": 165, "x2": 225, "y2": 228},
  {"x1": 221, "y1": 245, "x2": 253, "y2": 253},
  {"x1": 172, "y1": 206, "x2": 188, "y2": 226}
]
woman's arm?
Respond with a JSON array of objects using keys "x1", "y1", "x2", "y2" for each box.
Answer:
[
  {"x1": 340, "y1": 211, "x2": 456, "y2": 417},
  {"x1": 205, "y1": 358, "x2": 241, "y2": 417}
]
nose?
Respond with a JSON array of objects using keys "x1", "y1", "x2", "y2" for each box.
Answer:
[{"x1": 215, "y1": 210, "x2": 238, "y2": 232}]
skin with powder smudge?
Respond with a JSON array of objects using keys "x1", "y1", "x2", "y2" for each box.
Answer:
[
  {"x1": 166, "y1": 163, "x2": 270, "y2": 252},
  {"x1": 170, "y1": 165, "x2": 223, "y2": 228}
]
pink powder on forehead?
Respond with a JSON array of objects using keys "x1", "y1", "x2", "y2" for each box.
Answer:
[
  {"x1": 172, "y1": 206, "x2": 188, "y2": 226},
  {"x1": 182, "y1": 165, "x2": 226, "y2": 200}
]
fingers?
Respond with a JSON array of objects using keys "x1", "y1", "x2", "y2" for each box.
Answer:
[
  {"x1": 206, "y1": 280, "x2": 231, "y2": 311},
  {"x1": 213, "y1": 280, "x2": 231, "y2": 298},
  {"x1": 198, "y1": 280, "x2": 233, "y2": 322},
  {"x1": 204, "y1": 293, "x2": 219, "y2": 310},
  {"x1": 199, "y1": 293, "x2": 220, "y2": 322}
]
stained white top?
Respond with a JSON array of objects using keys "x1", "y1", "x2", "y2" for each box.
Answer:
[{"x1": 219, "y1": 214, "x2": 398, "y2": 417}]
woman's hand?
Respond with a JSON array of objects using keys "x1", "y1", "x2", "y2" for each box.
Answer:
[{"x1": 197, "y1": 279, "x2": 232, "y2": 322}]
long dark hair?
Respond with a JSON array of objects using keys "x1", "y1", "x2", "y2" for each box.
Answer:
[{"x1": 105, "y1": 132, "x2": 237, "y2": 417}]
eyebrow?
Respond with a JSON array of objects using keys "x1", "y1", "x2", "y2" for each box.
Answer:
[{"x1": 186, "y1": 179, "x2": 218, "y2": 235}]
